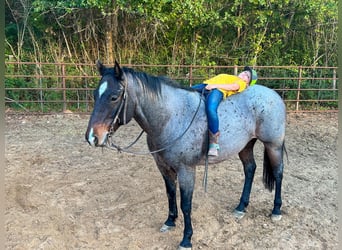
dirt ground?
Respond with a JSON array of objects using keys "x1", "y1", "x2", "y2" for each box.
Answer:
[{"x1": 5, "y1": 112, "x2": 338, "y2": 250}]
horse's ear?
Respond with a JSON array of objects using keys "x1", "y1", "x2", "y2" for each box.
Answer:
[
  {"x1": 96, "y1": 60, "x2": 105, "y2": 76},
  {"x1": 114, "y1": 60, "x2": 123, "y2": 79}
]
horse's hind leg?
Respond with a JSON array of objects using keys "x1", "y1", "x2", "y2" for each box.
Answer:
[
  {"x1": 263, "y1": 142, "x2": 285, "y2": 221},
  {"x1": 234, "y1": 138, "x2": 257, "y2": 219}
]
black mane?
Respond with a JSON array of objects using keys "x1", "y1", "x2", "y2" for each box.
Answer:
[{"x1": 122, "y1": 67, "x2": 196, "y2": 98}]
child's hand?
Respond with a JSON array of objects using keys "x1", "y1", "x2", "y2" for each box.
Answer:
[{"x1": 205, "y1": 84, "x2": 217, "y2": 90}]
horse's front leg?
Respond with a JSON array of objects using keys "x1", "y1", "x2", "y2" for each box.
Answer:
[
  {"x1": 160, "y1": 172, "x2": 178, "y2": 232},
  {"x1": 177, "y1": 166, "x2": 195, "y2": 249}
]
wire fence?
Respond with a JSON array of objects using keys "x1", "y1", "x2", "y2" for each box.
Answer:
[{"x1": 4, "y1": 61, "x2": 338, "y2": 114}]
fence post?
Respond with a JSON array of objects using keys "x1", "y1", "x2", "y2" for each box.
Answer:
[
  {"x1": 333, "y1": 68, "x2": 336, "y2": 100},
  {"x1": 61, "y1": 63, "x2": 66, "y2": 112},
  {"x1": 296, "y1": 66, "x2": 302, "y2": 111},
  {"x1": 189, "y1": 65, "x2": 193, "y2": 86},
  {"x1": 234, "y1": 65, "x2": 238, "y2": 75},
  {"x1": 35, "y1": 62, "x2": 44, "y2": 111}
]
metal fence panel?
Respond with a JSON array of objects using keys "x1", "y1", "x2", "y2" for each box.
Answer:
[{"x1": 4, "y1": 62, "x2": 338, "y2": 113}]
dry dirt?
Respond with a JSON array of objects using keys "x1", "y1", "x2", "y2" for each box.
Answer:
[{"x1": 5, "y1": 113, "x2": 338, "y2": 250}]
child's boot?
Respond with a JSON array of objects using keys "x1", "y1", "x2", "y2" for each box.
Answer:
[{"x1": 208, "y1": 131, "x2": 220, "y2": 156}]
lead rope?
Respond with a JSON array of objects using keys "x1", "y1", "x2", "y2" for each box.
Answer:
[
  {"x1": 199, "y1": 88, "x2": 209, "y2": 192},
  {"x1": 109, "y1": 84, "x2": 210, "y2": 192},
  {"x1": 203, "y1": 152, "x2": 209, "y2": 192},
  {"x1": 108, "y1": 93, "x2": 203, "y2": 155}
]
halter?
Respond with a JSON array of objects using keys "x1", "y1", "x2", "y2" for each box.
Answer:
[
  {"x1": 108, "y1": 83, "x2": 127, "y2": 136},
  {"x1": 104, "y1": 74, "x2": 143, "y2": 152}
]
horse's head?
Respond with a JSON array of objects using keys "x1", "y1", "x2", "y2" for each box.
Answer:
[{"x1": 85, "y1": 60, "x2": 132, "y2": 146}]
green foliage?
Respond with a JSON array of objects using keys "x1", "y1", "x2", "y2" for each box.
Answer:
[{"x1": 5, "y1": 0, "x2": 337, "y2": 66}]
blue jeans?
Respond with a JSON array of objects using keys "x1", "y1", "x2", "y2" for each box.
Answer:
[{"x1": 192, "y1": 83, "x2": 223, "y2": 134}]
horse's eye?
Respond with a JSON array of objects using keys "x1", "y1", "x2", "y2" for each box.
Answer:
[{"x1": 111, "y1": 95, "x2": 118, "y2": 101}]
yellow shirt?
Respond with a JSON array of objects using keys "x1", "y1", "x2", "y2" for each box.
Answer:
[{"x1": 204, "y1": 74, "x2": 247, "y2": 98}]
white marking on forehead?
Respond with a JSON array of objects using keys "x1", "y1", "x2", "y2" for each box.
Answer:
[{"x1": 99, "y1": 81, "x2": 108, "y2": 98}]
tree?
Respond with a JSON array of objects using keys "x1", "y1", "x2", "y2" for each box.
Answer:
[{"x1": 5, "y1": 0, "x2": 338, "y2": 66}]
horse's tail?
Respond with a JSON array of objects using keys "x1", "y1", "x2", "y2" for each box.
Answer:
[{"x1": 263, "y1": 141, "x2": 287, "y2": 192}]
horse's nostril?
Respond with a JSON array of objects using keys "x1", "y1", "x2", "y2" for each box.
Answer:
[
  {"x1": 93, "y1": 136, "x2": 98, "y2": 146},
  {"x1": 86, "y1": 126, "x2": 108, "y2": 146},
  {"x1": 86, "y1": 127, "x2": 99, "y2": 146}
]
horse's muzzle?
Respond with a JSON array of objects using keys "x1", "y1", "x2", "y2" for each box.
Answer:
[{"x1": 85, "y1": 125, "x2": 109, "y2": 147}]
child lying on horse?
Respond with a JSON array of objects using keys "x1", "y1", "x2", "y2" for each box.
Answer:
[{"x1": 192, "y1": 66, "x2": 258, "y2": 156}]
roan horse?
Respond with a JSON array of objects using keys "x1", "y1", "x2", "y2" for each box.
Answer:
[{"x1": 85, "y1": 61, "x2": 286, "y2": 249}]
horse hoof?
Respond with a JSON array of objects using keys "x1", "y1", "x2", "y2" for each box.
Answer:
[
  {"x1": 271, "y1": 214, "x2": 282, "y2": 221},
  {"x1": 178, "y1": 246, "x2": 192, "y2": 250},
  {"x1": 233, "y1": 209, "x2": 245, "y2": 220},
  {"x1": 160, "y1": 224, "x2": 175, "y2": 232}
]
